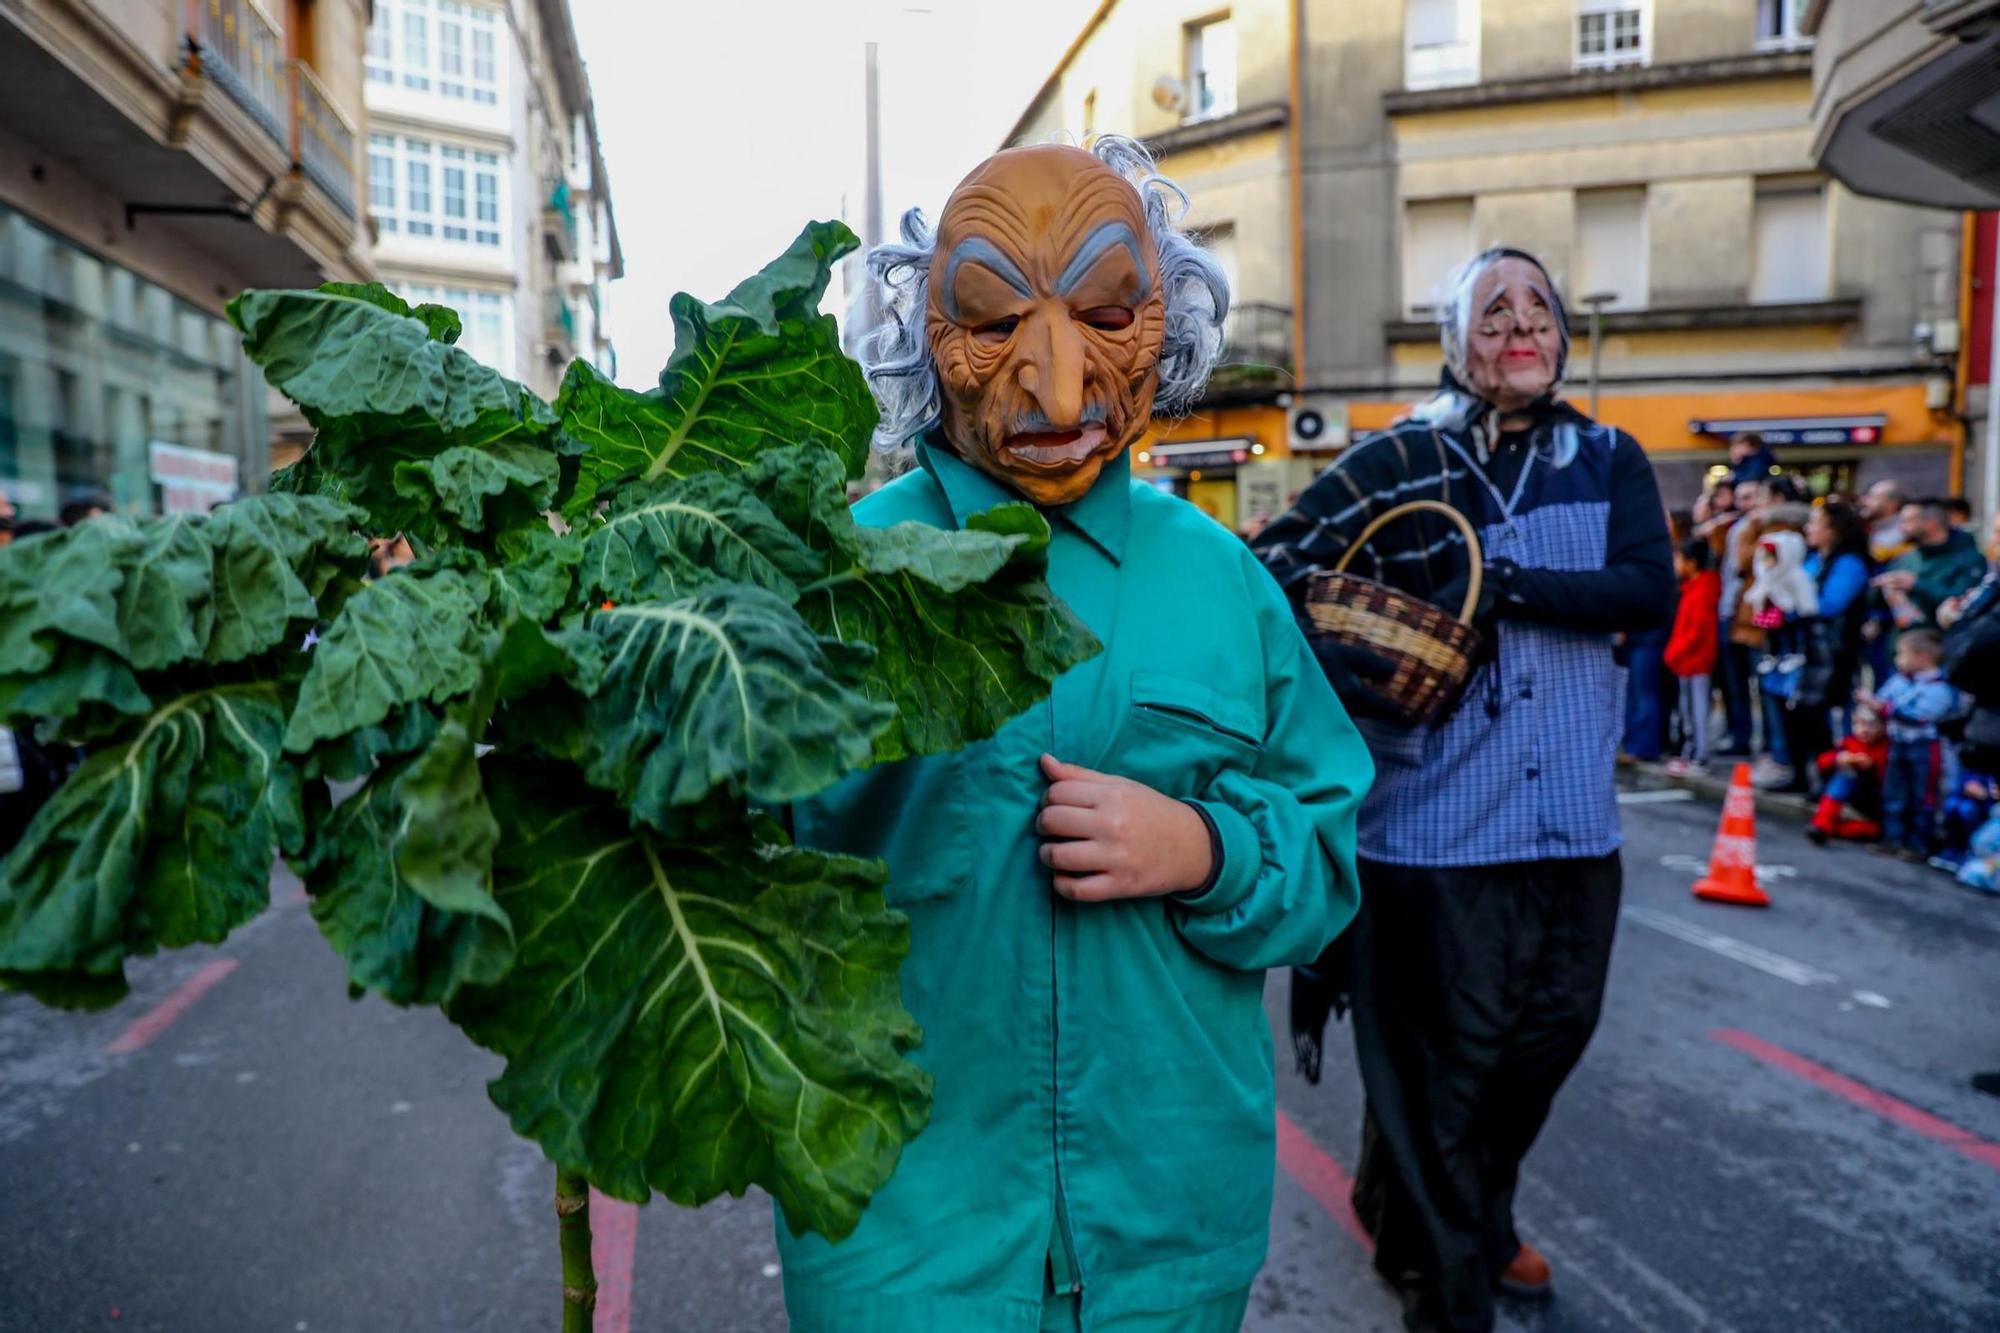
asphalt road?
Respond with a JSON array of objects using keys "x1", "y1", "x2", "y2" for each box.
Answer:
[{"x1": 1, "y1": 792, "x2": 1995, "y2": 1332}]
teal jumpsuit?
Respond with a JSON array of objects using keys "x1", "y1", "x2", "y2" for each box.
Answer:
[{"x1": 782, "y1": 441, "x2": 1373, "y2": 1331}]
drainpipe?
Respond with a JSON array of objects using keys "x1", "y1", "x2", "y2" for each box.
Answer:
[{"x1": 1288, "y1": 0, "x2": 1306, "y2": 389}]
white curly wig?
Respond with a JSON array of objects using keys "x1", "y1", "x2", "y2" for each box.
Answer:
[{"x1": 857, "y1": 135, "x2": 1230, "y2": 454}]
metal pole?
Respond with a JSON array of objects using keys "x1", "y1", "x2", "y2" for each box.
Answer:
[
  {"x1": 1589, "y1": 303, "x2": 1603, "y2": 419},
  {"x1": 1579, "y1": 292, "x2": 1615, "y2": 419},
  {"x1": 862, "y1": 41, "x2": 882, "y2": 252}
]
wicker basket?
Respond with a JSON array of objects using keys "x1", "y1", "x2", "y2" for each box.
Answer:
[{"x1": 1304, "y1": 500, "x2": 1485, "y2": 726}]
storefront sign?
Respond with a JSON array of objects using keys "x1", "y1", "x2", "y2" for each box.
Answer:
[
  {"x1": 1687, "y1": 415, "x2": 1888, "y2": 447},
  {"x1": 1143, "y1": 438, "x2": 1258, "y2": 471},
  {"x1": 149, "y1": 441, "x2": 239, "y2": 514}
]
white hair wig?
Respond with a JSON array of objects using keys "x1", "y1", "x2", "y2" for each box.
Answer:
[
  {"x1": 858, "y1": 134, "x2": 1230, "y2": 454},
  {"x1": 1406, "y1": 246, "x2": 1580, "y2": 465}
]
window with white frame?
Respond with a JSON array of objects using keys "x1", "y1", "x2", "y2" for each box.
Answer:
[
  {"x1": 1574, "y1": 187, "x2": 1648, "y2": 311},
  {"x1": 1406, "y1": 0, "x2": 1480, "y2": 91},
  {"x1": 400, "y1": 283, "x2": 513, "y2": 375},
  {"x1": 1754, "y1": 0, "x2": 1812, "y2": 52},
  {"x1": 1403, "y1": 198, "x2": 1474, "y2": 317},
  {"x1": 368, "y1": 134, "x2": 506, "y2": 249},
  {"x1": 1576, "y1": 1, "x2": 1647, "y2": 71},
  {"x1": 1186, "y1": 14, "x2": 1237, "y2": 122},
  {"x1": 366, "y1": 12, "x2": 393, "y2": 84},
  {"x1": 365, "y1": 0, "x2": 503, "y2": 106},
  {"x1": 1750, "y1": 184, "x2": 1829, "y2": 304},
  {"x1": 368, "y1": 133, "x2": 396, "y2": 217}
]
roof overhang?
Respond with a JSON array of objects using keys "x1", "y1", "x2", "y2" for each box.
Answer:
[{"x1": 1812, "y1": 23, "x2": 2000, "y2": 208}]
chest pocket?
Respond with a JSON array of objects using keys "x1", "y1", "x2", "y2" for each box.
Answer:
[{"x1": 1098, "y1": 670, "x2": 1263, "y2": 799}]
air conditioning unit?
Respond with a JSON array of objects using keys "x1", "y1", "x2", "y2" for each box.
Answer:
[{"x1": 1287, "y1": 396, "x2": 1349, "y2": 453}]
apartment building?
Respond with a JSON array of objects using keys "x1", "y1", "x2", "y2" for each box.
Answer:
[
  {"x1": 1802, "y1": 0, "x2": 2000, "y2": 516},
  {"x1": 361, "y1": 0, "x2": 619, "y2": 403},
  {"x1": 0, "y1": 0, "x2": 371, "y2": 520},
  {"x1": 1009, "y1": 0, "x2": 1968, "y2": 526}
]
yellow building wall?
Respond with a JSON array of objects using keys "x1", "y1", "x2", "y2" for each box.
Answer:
[{"x1": 1160, "y1": 128, "x2": 1290, "y2": 309}]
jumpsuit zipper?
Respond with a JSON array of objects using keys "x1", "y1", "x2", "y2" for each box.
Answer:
[{"x1": 1049, "y1": 684, "x2": 1085, "y2": 1299}]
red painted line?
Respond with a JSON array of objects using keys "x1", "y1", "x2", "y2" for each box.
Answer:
[
  {"x1": 1275, "y1": 1109, "x2": 1373, "y2": 1252},
  {"x1": 104, "y1": 959, "x2": 240, "y2": 1055},
  {"x1": 1714, "y1": 1028, "x2": 2000, "y2": 1174},
  {"x1": 590, "y1": 1188, "x2": 640, "y2": 1333}
]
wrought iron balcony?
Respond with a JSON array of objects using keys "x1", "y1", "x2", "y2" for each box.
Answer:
[
  {"x1": 542, "y1": 179, "x2": 578, "y2": 261},
  {"x1": 1210, "y1": 301, "x2": 1293, "y2": 393},
  {"x1": 542, "y1": 291, "x2": 577, "y2": 360},
  {"x1": 185, "y1": 0, "x2": 287, "y2": 148},
  {"x1": 291, "y1": 60, "x2": 356, "y2": 218}
]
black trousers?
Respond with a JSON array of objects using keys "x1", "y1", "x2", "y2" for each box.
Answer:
[{"x1": 1348, "y1": 853, "x2": 1622, "y2": 1333}]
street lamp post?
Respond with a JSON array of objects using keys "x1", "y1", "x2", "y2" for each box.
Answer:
[{"x1": 1579, "y1": 291, "x2": 1617, "y2": 420}]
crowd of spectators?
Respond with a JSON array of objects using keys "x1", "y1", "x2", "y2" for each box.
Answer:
[{"x1": 1633, "y1": 435, "x2": 2000, "y2": 888}]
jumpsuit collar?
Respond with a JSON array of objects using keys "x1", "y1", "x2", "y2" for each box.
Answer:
[{"x1": 915, "y1": 434, "x2": 1132, "y2": 566}]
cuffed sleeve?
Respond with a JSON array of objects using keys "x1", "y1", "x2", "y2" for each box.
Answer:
[{"x1": 1170, "y1": 561, "x2": 1373, "y2": 972}]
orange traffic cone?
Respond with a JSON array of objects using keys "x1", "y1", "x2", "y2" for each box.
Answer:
[{"x1": 1692, "y1": 763, "x2": 1771, "y2": 907}]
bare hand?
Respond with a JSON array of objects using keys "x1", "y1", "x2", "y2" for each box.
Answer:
[
  {"x1": 1036, "y1": 755, "x2": 1215, "y2": 902},
  {"x1": 1874, "y1": 570, "x2": 1916, "y2": 593}
]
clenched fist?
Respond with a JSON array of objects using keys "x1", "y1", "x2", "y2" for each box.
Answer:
[{"x1": 1035, "y1": 754, "x2": 1216, "y2": 902}]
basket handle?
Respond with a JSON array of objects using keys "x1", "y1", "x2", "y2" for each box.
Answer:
[{"x1": 1330, "y1": 499, "x2": 1486, "y2": 627}]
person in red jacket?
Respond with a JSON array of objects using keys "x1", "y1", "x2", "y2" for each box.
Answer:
[
  {"x1": 1807, "y1": 703, "x2": 1891, "y2": 845},
  {"x1": 1665, "y1": 538, "x2": 1721, "y2": 776}
]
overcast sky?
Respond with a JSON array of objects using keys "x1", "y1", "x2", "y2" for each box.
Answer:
[{"x1": 570, "y1": 0, "x2": 1097, "y2": 386}]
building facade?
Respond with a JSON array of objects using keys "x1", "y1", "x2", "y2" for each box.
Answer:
[
  {"x1": 1009, "y1": 0, "x2": 1968, "y2": 528},
  {"x1": 0, "y1": 0, "x2": 372, "y2": 521},
  {"x1": 361, "y1": 0, "x2": 619, "y2": 409},
  {"x1": 1801, "y1": 0, "x2": 2000, "y2": 518}
]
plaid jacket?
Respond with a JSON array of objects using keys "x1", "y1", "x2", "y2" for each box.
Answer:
[{"x1": 1253, "y1": 414, "x2": 1673, "y2": 867}]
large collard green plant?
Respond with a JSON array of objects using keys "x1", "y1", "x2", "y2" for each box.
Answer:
[{"x1": 0, "y1": 222, "x2": 1098, "y2": 1328}]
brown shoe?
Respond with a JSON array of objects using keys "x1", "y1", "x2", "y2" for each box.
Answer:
[{"x1": 1498, "y1": 1243, "x2": 1553, "y2": 1300}]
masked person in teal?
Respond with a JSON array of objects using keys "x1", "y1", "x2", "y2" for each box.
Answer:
[{"x1": 778, "y1": 138, "x2": 1372, "y2": 1332}]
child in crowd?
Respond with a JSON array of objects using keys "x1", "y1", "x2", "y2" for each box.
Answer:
[
  {"x1": 1859, "y1": 629, "x2": 1961, "y2": 860},
  {"x1": 1931, "y1": 769, "x2": 1996, "y2": 873},
  {"x1": 1807, "y1": 703, "x2": 1890, "y2": 846},
  {"x1": 1953, "y1": 806, "x2": 2000, "y2": 894},
  {"x1": 1665, "y1": 539, "x2": 1721, "y2": 777}
]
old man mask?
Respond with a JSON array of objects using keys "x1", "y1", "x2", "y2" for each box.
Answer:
[{"x1": 926, "y1": 145, "x2": 1167, "y2": 507}]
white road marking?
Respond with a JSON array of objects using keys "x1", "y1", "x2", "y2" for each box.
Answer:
[
  {"x1": 1620, "y1": 905, "x2": 1840, "y2": 987},
  {"x1": 1619, "y1": 789, "x2": 1697, "y2": 805},
  {"x1": 1522, "y1": 1178, "x2": 1737, "y2": 1333},
  {"x1": 1851, "y1": 990, "x2": 1892, "y2": 1009},
  {"x1": 1659, "y1": 853, "x2": 1796, "y2": 885}
]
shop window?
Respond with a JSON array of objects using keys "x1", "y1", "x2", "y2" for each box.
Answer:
[{"x1": 0, "y1": 205, "x2": 263, "y2": 519}]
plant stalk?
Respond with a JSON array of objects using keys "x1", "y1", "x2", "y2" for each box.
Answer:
[{"x1": 556, "y1": 1169, "x2": 596, "y2": 1333}]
